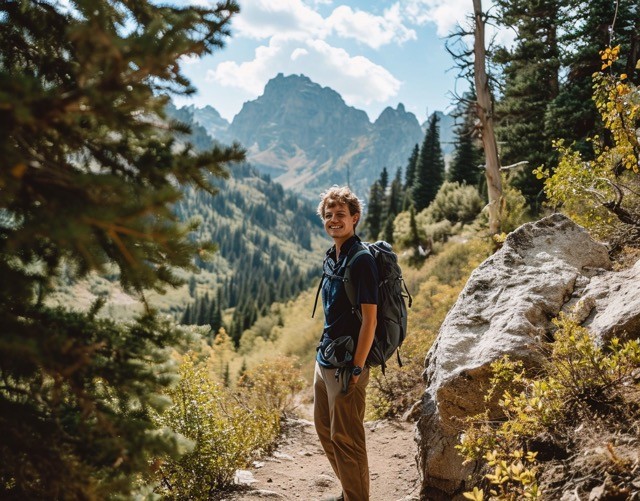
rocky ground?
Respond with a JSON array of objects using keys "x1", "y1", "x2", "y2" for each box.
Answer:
[{"x1": 218, "y1": 408, "x2": 421, "y2": 501}]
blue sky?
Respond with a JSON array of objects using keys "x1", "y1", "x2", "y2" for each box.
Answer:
[{"x1": 174, "y1": 0, "x2": 487, "y2": 124}]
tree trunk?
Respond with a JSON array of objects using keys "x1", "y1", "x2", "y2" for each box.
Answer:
[{"x1": 473, "y1": 0, "x2": 503, "y2": 235}]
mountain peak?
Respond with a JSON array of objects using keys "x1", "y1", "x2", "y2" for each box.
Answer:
[
  {"x1": 264, "y1": 73, "x2": 319, "y2": 93},
  {"x1": 374, "y1": 103, "x2": 419, "y2": 129}
]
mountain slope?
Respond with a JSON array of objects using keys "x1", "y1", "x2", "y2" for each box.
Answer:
[
  {"x1": 50, "y1": 107, "x2": 326, "y2": 343},
  {"x1": 185, "y1": 74, "x2": 433, "y2": 198}
]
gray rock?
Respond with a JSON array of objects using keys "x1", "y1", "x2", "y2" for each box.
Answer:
[
  {"x1": 234, "y1": 469, "x2": 257, "y2": 485},
  {"x1": 416, "y1": 214, "x2": 611, "y2": 499},
  {"x1": 313, "y1": 474, "x2": 337, "y2": 487},
  {"x1": 579, "y1": 258, "x2": 640, "y2": 343}
]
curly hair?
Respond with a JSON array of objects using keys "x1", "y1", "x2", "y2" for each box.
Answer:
[{"x1": 317, "y1": 186, "x2": 363, "y2": 224}]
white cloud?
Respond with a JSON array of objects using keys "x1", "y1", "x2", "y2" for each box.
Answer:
[
  {"x1": 326, "y1": 4, "x2": 416, "y2": 49},
  {"x1": 208, "y1": 37, "x2": 401, "y2": 108},
  {"x1": 232, "y1": 0, "x2": 327, "y2": 40},
  {"x1": 210, "y1": 40, "x2": 285, "y2": 95},
  {"x1": 179, "y1": 54, "x2": 201, "y2": 65},
  {"x1": 401, "y1": 0, "x2": 473, "y2": 36},
  {"x1": 291, "y1": 48, "x2": 309, "y2": 60},
  {"x1": 231, "y1": 0, "x2": 417, "y2": 49},
  {"x1": 301, "y1": 40, "x2": 401, "y2": 104},
  {"x1": 305, "y1": 0, "x2": 333, "y2": 6}
]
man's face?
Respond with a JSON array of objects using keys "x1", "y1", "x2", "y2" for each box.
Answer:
[{"x1": 323, "y1": 202, "x2": 358, "y2": 241}]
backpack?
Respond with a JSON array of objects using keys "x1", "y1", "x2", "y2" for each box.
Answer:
[{"x1": 313, "y1": 240, "x2": 412, "y2": 374}]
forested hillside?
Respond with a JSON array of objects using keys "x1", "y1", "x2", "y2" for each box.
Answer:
[
  {"x1": 48, "y1": 104, "x2": 326, "y2": 345},
  {"x1": 168, "y1": 104, "x2": 325, "y2": 344}
]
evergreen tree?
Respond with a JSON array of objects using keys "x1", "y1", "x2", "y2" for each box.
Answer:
[
  {"x1": 379, "y1": 167, "x2": 389, "y2": 193},
  {"x1": 413, "y1": 114, "x2": 445, "y2": 211},
  {"x1": 404, "y1": 143, "x2": 420, "y2": 191},
  {"x1": 545, "y1": 0, "x2": 637, "y2": 157},
  {"x1": 449, "y1": 93, "x2": 484, "y2": 186},
  {"x1": 209, "y1": 299, "x2": 223, "y2": 334},
  {"x1": 181, "y1": 304, "x2": 193, "y2": 325},
  {"x1": 386, "y1": 168, "x2": 403, "y2": 220},
  {"x1": 0, "y1": 0, "x2": 241, "y2": 497},
  {"x1": 494, "y1": 0, "x2": 560, "y2": 211},
  {"x1": 197, "y1": 293, "x2": 210, "y2": 326},
  {"x1": 383, "y1": 214, "x2": 395, "y2": 245},
  {"x1": 364, "y1": 181, "x2": 384, "y2": 240}
]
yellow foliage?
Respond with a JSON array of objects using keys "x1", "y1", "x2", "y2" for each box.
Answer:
[
  {"x1": 457, "y1": 315, "x2": 640, "y2": 500},
  {"x1": 536, "y1": 45, "x2": 640, "y2": 240},
  {"x1": 237, "y1": 355, "x2": 306, "y2": 416},
  {"x1": 152, "y1": 353, "x2": 280, "y2": 498}
]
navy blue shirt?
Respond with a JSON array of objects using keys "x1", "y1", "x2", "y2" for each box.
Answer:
[{"x1": 317, "y1": 235, "x2": 379, "y2": 368}]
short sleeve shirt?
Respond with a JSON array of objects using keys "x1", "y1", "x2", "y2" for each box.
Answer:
[{"x1": 316, "y1": 235, "x2": 379, "y2": 368}]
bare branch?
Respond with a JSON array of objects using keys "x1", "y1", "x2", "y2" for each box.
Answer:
[{"x1": 500, "y1": 161, "x2": 529, "y2": 171}]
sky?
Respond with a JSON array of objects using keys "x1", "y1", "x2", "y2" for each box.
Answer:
[{"x1": 174, "y1": 0, "x2": 486, "y2": 125}]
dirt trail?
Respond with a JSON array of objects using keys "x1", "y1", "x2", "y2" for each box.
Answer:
[{"x1": 221, "y1": 403, "x2": 421, "y2": 501}]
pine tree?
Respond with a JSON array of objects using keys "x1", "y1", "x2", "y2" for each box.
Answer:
[
  {"x1": 413, "y1": 114, "x2": 445, "y2": 211},
  {"x1": 364, "y1": 181, "x2": 384, "y2": 240},
  {"x1": 383, "y1": 215, "x2": 395, "y2": 244},
  {"x1": 493, "y1": 0, "x2": 560, "y2": 210},
  {"x1": 545, "y1": 0, "x2": 637, "y2": 157},
  {"x1": 386, "y1": 168, "x2": 403, "y2": 220},
  {"x1": 449, "y1": 93, "x2": 484, "y2": 187},
  {"x1": 379, "y1": 167, "x2": 389, "y2": 193},
  {"x1": 0, "y1": 0, "x2": 241, "y2": 497},
  {"x1": 209, "y1": 299, "x2": 223, "y2": 335},
  {"x1": 404, "y1": 144, "x2": 420, "y2": 191}
]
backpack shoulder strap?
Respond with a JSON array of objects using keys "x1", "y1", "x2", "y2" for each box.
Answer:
[
  {"x1": 343, "y1": 244, "x2": 373, "y2": 315},
  {"x1": 311, "y1": 254, "x2": 331, "y2": 318}
]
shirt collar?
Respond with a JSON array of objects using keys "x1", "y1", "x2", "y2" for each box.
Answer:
[{"x1": 326, "y1": 234, "x2": 360, "y2": 261}]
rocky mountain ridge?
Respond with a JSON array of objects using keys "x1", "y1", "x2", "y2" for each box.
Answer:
[{"x1": 177, "y1": 73, "x2": 456, "y2": 199}]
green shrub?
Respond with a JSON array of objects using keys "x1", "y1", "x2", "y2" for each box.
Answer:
[
  {"x1": 421, "y1": 181, "x2": 484, "y2": 225},
  {"x1": 238, "y1": 355, "x2": 306, "y2": 416},
  {"x1": 458, "y1": 315, "x2": 640, "y2": 500},
  {"x1": 422, "y1": 219, "x2": 453, "y2": 244},
  {"x1": 535, "y1": 46, "x2": 640, "y2": 244},
  {"x1": 152, "y1": 353, "x2": 280, "y2": 499}
]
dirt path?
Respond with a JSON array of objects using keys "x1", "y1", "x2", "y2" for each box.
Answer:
[{"x1": 221, "y1": 404, "x2": 421, "y2": 501}]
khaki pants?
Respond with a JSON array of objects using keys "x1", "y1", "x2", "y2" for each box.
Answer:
[{"x1": 313, "y1": 362, "x2": 370, "y2": 501}]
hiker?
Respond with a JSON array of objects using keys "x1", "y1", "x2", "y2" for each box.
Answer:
[{"x1": 314, "y1": 185, "x2": 378, "y2": 501}]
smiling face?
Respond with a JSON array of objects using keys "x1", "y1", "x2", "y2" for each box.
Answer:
[{"x1": 323, "y1": 201, "x2": 359, "y2": 246}]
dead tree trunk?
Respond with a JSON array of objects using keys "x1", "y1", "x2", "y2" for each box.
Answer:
[{"x1": 473, "y1": 0, "x2": 503, "y2": 235}]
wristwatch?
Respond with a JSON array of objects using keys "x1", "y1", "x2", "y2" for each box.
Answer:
[{"x1": 351, "y1": 365, "x2": 363, "y2": 376}]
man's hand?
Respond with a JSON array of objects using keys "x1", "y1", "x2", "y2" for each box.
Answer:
[{"x1": 351, "y1": 303, "x2": 377, "y2": 384}]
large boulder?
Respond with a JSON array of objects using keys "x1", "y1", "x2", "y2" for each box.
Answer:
[{"x1": 416, "y1": 214, "x2": 611, "y2": 500}]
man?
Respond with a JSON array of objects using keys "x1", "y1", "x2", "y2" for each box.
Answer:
[{"x1": 314, "y1": 186, "x2": 378, "y2": 501}]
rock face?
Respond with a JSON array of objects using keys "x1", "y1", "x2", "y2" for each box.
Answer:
[
  {"x1": 574, "y1": 258, "x2": 640, "y2": 343},
  {"x1": 227, "y1": 73, "x2": 424, "y2": 197},
  {"x1": 173, "y1": 74, "x2": 462, "y2": 198},
  {"x1": 189, "y1": 105, "x2": 230, "y2": 140},
  {"x1": 416, "y1": 214, "x2": 612, "y2": 500}
]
